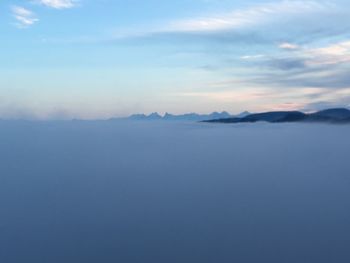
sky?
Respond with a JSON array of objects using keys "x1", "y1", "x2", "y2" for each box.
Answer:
[{"x1": 1, "y1": 0, "x2": 350, "y2": 119}]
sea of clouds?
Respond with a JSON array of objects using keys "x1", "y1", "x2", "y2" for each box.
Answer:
[{"x1": 0, "y1": 120, "x2": 349, "y2": 263}]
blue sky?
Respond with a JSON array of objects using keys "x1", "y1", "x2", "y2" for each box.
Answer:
[{"x1": 1, "y1": 0, "x2": 350, "y2": 119}]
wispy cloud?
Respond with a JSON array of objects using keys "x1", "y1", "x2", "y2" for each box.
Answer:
[
  {"x1": 35, "y1": 0, "x2": 77, "y2": 9},
  {"x1": 173, "y1": 86, "x2": 340, "y2": 112},
  {"x1": 165, "y1": 0, "x2": 331, "y2": 33},
  {"x1": 112, "y1": 0, "x2": 345, "y2": 51},
  {"x1": 11, "y1": 1, "x2": 78, "y2": 28},
  {"x1": 305, "y1": 40, "x2": 350, "y2": 66},
  {"x1": 111, "y1": 0, "x2": 336, "y2": 40},
  {"x1": 279, "y1": 43, "x2": 300, "y2": 50},
  {"x1": 241, "y1": 54, "x2": 266, "y2": 60},
  {"x1": 239, "y1": 39, "x2": 350, "y2": 87},
  {"x1": 12, "y1": 6, "x2": 39, "y2": 28},
  {"x1": 114, "y1": 0, "x2": 350, "y2": 98}
]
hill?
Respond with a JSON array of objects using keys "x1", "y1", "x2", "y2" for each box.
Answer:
[{"x1": 205, "y1": 108, "x2": 350, "y2": 124}]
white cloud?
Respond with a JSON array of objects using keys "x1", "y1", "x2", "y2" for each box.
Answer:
[
  {"x1": 112, "y1": 0, "x2": 339, "y2": 46},
  {"x1": 305, "y1": 41, "x2": 350, "y2": 66},
  {"x1": 35, "y1": 0, "x2": 77, "y2": 9},
  {"x1": 280, "y1": 40, "x2": 350, "y2": 67},
  {"x1": 279, "y1": 43, "x2": 300, "y2": 50},
  {"x1": 241, "y1": 54, "x2": 265, "y2": 60},
  {"x1": 166, "y1": 1, "x2": 332, "y2": 32},
  {"x1": 234, "y1": 39, "x2": 350, "y2": 89},
  {"x1": 12, "y1": 6, "x2": 39, "y2": 28}
]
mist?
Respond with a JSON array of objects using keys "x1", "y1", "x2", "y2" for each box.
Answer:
[{"x1": 0, "y1": 120, "x2": 349, "y2": 263}]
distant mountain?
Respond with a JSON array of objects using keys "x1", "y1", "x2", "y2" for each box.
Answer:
[
  {"x1": 128, "y1": 112, "x2": 162, "y2": 120},
  {"x1": 205, "y1": 108, "x2": 350, "y2": 124},
  {"x1": 310, "y1": 108, "x2": 350, "y2": 121},
  {"x1": 236, "y1": 111, "x2": 251, "y2": 118},
  {"x1": 119, "y1": 111, "x2": 249, "y2": 121}
]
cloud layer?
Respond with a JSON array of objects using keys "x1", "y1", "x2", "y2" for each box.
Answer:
[{"x1": 115, "y1": 0, "x2": 350, "y2": 105}]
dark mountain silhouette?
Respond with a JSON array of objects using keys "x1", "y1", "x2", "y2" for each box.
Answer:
[
  {"x1": 119, "y1": 111, "x2": 250, "y2": 121},
  {"x1": 205, "y1": 108, "x2": 350, "y2": 124},
  {"x1": 309, "y1": 108, "x2": 350, "y2": 121},
  {"x1": 236, "y1": 111, "x2": 251, "y2": 118}
]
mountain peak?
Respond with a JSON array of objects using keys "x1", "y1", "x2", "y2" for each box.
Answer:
[{"x1": 124, "y1": 111, "x2": 241, "y2": 121}]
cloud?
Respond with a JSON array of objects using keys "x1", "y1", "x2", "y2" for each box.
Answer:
[
  {"x1": 231, "y1": 38, "x2": 350, "y2": 90},
  {"x1": 241, "y1": 54, "x2": 265, "y2": 60},
  {"x1": 173, "y1": 86, "x2": 342, "y2": 112},
  {"x1": 302, "y1": 88, "x2": 350, "y2": 111},
  {"x1": 111, "y1": 0, "x2": 347, "y2": 56},
  {"x1": 269, "y1": 40, "x2": 350, "y2": 69},
  {"x1": 115, "y1": 0, "x2": 338, "y2": 40},
  {"x1": 11, "y1": 6, "x2": 39, "y2": 28},
  {"x1": 305, "y1": 40, "x2": 350, "y2": 66},
  {"x1": 165, "y1": 1, "x2": 331, "y2": 33},
  {"x1": 266, "y1": 58, "x2": 306, "y2": 70},
  {"x1": 303, "y1": 100, "x2": 350, "y2": 111},
  {"x1": 279, "y1": 43, "x2": 300, "y2": 50},
  {"x1": 35, "y1": 0, "x2": 77, "y2": 9},
  {"x1": 240, "y1": 64, "x2": 350, "y2": 89},
  {"x1": 149, "y1": 0, "x2": 350, "y2": 91}
]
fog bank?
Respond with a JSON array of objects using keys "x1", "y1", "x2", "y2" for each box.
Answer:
[{"x1": 0, "y1": 121, "x2": 349, "y2": 263}]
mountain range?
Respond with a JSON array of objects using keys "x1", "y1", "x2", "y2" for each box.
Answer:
[
  {"x1": 204, "y1": 108, "x2": 350, "y2": 124},
  {"x1": 114, "y1": 111, "x2": 251, "y2": 121}
]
